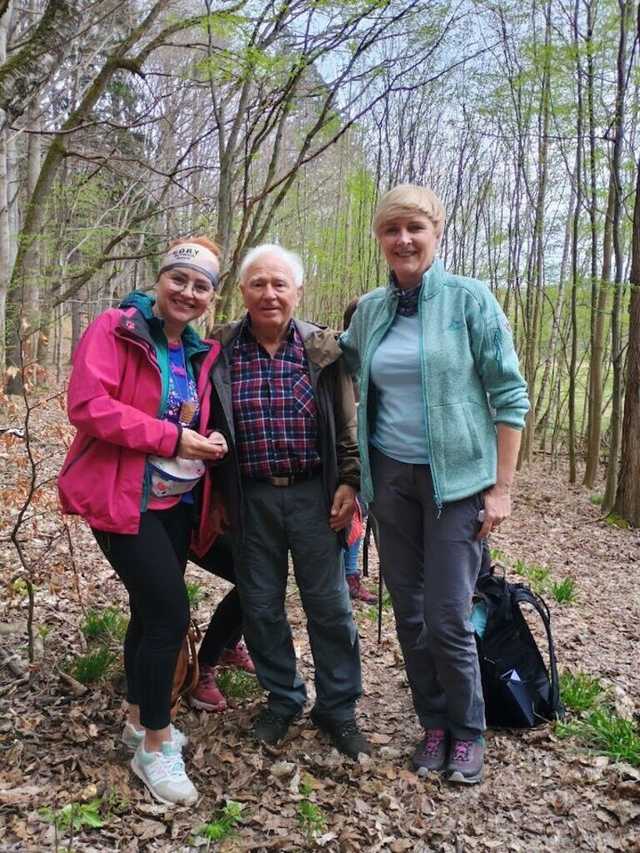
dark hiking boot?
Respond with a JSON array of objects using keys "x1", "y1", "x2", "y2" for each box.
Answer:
[
  {"x1": 446, "y1": 736, "x2": 485, "y2": 784},
  {"x1": 311, "y1": 710, "x2": 372, "y2": 759},
  {"x1": 251, "y1": 708, "x2": 300, "y2": 745},
  {"x1": 411, "y1": 728, "x2": 448, "y2": 776}
]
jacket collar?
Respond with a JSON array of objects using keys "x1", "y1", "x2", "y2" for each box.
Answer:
[
  {"x1": 117, "y1": 291, "x2": 209, "y2": 357},
  {"x1": 384, "y1": 257, "x2": 445, "y2": 303},
  {"x1": 209, "y1": 315, "x2": 342, "y2": 369}
]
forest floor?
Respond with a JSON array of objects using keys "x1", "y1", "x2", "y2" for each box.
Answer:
[{"x1": 1, "y1": 393, "x2": 640, "y2": 852}]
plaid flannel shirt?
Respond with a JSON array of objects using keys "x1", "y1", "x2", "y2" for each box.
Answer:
[{"x1": 231, "y1": 318, "x2": 321, "y2": 478}]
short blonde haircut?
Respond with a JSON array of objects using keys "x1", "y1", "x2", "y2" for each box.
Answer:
[{"x1": 373, "y1": 184, "x2": 445, "y2": 238}]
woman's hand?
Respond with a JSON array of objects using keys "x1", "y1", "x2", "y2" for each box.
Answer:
[
  {"x1": 205, "y1": 430, "x2": 228, "y2": 461},
  {"x1": 477, "y1": 484, "x2": 511, "y2": 539},
  {"x1": 330, "y1": 484, "x2": 357, "y2": 531},
  {"x1": 178, "y1": 428, "x2": 227, "y2": 461}
]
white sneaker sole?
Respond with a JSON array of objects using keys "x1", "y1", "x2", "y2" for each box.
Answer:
[
  {"x1": 447, "y1": 768, "x2": 484, "y2": 785},
  {"x1": 130, "y1": 756, "x2": 198, "y2": 806}
]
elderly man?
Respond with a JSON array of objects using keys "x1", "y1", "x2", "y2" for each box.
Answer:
[{"x1": 206, "y1": 244, "x2": 370, "y2": 759}]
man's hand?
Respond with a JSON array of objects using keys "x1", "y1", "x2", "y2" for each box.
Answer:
[
  {"x1": 477, "y1": 484, "x2": 511, "y2": 540},
  {"x1": 178, "y1": 428, "x2": 227, "y2": 461},
  {"x1": 329, "y1": 484, "x2": 357, "y2": 531}
]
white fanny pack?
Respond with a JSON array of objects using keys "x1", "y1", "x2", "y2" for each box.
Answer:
[{"x1": 148, "y1": 456, "x2": 205, "y2": 498}]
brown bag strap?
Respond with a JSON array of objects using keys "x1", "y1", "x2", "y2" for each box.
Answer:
[{"x1": 171, "y1": 620, "x2": 202, "y2": 714}]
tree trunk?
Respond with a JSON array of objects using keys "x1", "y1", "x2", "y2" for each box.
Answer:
[
  {"x1": 614, "y1": 152, "x2": 640, "y2": 524},
  {"x1": 583, "y1": 0, "x2": 605, "y2": 488},
  {"x1": 568, "y1": 0, "x2": 584, "y2": 484},
  {"x1": 603, "y1": 0, "x2": 631, "y2": 510},
  {"x1": 0, "y1": 0, "x2": 11, "y2": 378}
]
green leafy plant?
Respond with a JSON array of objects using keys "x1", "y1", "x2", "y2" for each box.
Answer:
[
  {"x1": 551, "y1": 577, "x2": 577, "y2": 605},
  {"x1": 490, "y1": 546, "x2": 506, "y2": 562},
  {"x1": 297, "y1": 781, "x2": 326, "y2": 842},
  {"x1": 11, "y1": 577, "x2": 30, "y2": 598},
  {"x1": 556, "y1": 710, "x2": 640, "y2": 766},
  {"x1": 216, "y1": 668, "x2": 261, "y2": 700},
  {"x1": 512, "y1": 559, "x2": 551, "y2": 594},
  {"x1": 40, "y1": 796, "x2": 112, "y2": 852},
  {"x1": 81, "y1": 607, "x2": 128, "y2": 642},
  {"x1": 186, "y1": 581, "x2": 204, "y2": 609},
  {"x1": 364, "y1": 606, "x2": 378, "y2": 622},
  {"x1": 589, "y1": 494, "x2": 603, "y2": 506},
  {"x1": 559, "y1": 671, "x2": 605, "y2": 713},
  {"x1": 195, "y1": 800, "x2": 245, "y2": 846},
  {"x1": 605, "y1": 513, "x2": 631, "y2": 530},
  {"x1": 69, "y1": 646, "x2": 115, "y2": 684},
  {"x1": 40, "y1": 799, "x2": 105, "y2": 832}
]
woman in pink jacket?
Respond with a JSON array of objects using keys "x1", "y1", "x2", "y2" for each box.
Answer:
[{"x1": 59, "y1": 236, "x2": 227, "y2": 805}]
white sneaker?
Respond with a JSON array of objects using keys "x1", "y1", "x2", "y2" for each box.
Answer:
[
  {"x1": 122, "y1": 722, "x2": 188, "y2": 752},
  {"x1": 130, "y1": 741, "x2": 198, "y2": 805}
]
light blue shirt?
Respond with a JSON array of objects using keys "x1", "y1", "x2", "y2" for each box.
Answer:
[{"x1": 369, "y1": 313, "x2": 430, "y2": 465}]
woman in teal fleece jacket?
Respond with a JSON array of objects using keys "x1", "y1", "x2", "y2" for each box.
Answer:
[{"x1": 340, "y1": 184, "x2": 529, "y2": 785}]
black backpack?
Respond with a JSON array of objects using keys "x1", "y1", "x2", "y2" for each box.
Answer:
[{"x1": 474, "y1": 572, "x2": 564, "y2": 728}]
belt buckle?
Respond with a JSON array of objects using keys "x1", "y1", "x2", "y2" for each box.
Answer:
[{"x1": 270, "y1": 475, "x2": 290, "y2": 487}]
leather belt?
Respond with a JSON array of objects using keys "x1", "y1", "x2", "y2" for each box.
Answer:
[{"x1": 250, "y1": 470, "x2": 320, "y2": 487}]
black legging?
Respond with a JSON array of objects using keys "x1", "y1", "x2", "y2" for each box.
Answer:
[
  {"x1": 93, "y1": 503, "x2": 193, "y2": 730},
  {"x1": 189, "y1": 535, "x2": 243, "y2": 666}
]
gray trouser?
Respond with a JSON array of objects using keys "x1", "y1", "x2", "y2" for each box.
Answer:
[
  {"x1": 370, "y1": 448, "x2": 485, "y2": 739},
  {"x1": 232, "y1": 476, "x2": 362, "y2": 721}
]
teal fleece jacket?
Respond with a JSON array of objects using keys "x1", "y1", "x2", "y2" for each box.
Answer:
[{"x1": 339, "y1": 259, "x2": 530, "y2": 507}]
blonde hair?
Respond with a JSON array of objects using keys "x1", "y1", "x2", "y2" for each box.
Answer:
[{"x1": 373, "y1": 184, "x2": 445, "y2": 237}]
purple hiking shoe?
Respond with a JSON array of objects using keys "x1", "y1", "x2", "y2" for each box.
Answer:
[
  {"x1": 446, "y1": 736, "x2": 485, "y2": 784},
  {"x1": 411, "y1": 728, "x2": 448, "y2": 776}
]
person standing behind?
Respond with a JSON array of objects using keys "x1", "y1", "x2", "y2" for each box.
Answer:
[
  {"x1": 340, "y1": 185, "x2": 529, "y2": 784},
  {"x1": 188, "y1": 535, "x2": 256, "y2": 712},
  {"x1": 203, "y1": 244, "x2": 371, "y2": 759},
  {"x1": 341, "y1": 297, "x2": 376, "y2": 605},
  {"x1": 59, "y1": 237, "x2": 228, "y2": 804}
]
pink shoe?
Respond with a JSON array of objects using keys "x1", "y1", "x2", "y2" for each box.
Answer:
[
  {"x1": 219, "y1": 641, "x2": 256, "y2": 674},
  {"x1": 190, "y1": 665, "x2": 227, "y2": 712},
  {"x1": 347, "y1": 574, "x2": 377, "y2": 604}
]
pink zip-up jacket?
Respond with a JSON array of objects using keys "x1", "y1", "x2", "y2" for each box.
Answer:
[{"x1": 58, "y1": 305, "x2": 222, "y2": 540}]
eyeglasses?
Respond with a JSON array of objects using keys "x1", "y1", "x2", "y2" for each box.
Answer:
[{"x1": 166, "y1": 274, "x2": 217, "y2": 297}]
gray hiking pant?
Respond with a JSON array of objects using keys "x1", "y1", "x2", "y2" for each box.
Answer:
[
  {"x1": 370, "y1": 448, "x2": 486, "y2": 739},
  {"x1": 232, "y1": 475, "x2": 362, "y2": 722}
]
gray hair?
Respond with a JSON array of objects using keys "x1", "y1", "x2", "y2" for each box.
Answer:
[{"x1": 239, "y1": 243, "x2": 304, "y2": 289}]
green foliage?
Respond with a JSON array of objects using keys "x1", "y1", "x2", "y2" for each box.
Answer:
[
  {"x1": 590, "y1": 494, "x2": 604, "y2": 506},
  {"x1": 69, "y1": 646, "x2": 115, "y2": 684},
  {"x1": 216, "y1": 668, "x2": 261, "y2": 700},
  {"x1": 297, "y1": 781, "x2": 326, "y2": 841},
  {"x1": 559, "y1": 671, "x2": 605, "y2": 713},
  {"x1": 512, "y1": 559, "x2": 551, "y2": 594},
  {"x1": 490, "y1": 547, "x2": 506, "y2": 562},
  {"x1": 195, "y1": 800, "x2": 245, "y2": 843},
  {"x1": 605, "y1": 513, "x2": 631, "y2": 530},
  {"x1": 81, "y1": 608, "x2": 128, "y2": 643},
  {"x1": 551, "y1": 577, "x2": 577, "y2": 605},
  {"x1": 11, "y1": 577, "x2": 30, "y2": 598},
  {"x1": 40, "y1": 798, "x2": 105, "y2": 832},
  {"x1": 556, "y1": 710, "x2": 640, "y2": 766},
  {"x1": 363, "y1": 589, "x2": 391, "y2": 622},
  {"x1": 186, "y1": 582, "x2": 204, "y2": 609}
]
